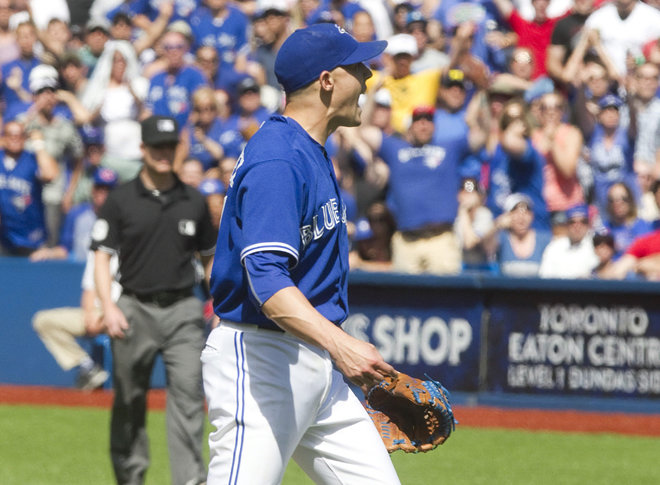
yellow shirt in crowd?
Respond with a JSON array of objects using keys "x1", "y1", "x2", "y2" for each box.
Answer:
[{"x1": 367, "y1": 69, "x2": 442, "y2": 134}]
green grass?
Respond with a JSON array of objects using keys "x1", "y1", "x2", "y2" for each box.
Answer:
[{"x1": 2, "y1": 404, "x2": 659, "y2": 485}]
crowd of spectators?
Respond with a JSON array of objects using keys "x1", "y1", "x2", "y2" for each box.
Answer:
[{"x1": 0, "y1": 0, "x2": 660, "y2": 281}]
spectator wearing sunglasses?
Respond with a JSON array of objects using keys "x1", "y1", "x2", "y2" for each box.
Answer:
[
  {"x1": 601, "y1": 181, "x2": 652, "y2": 258},
  {"x1": 143, "y1": 23, "x2": 208, "y2": 130}
]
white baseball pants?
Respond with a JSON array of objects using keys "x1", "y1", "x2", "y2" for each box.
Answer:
[{"x1": 201, "y1": 322, "x2": 401, "y2": 485}]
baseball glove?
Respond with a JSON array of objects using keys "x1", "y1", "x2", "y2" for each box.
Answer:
[{"x1": 366, "y1": 373, "x2": 456, "y2": 453}]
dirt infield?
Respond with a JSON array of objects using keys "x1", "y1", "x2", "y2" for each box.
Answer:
[{"x1": 2, "y1": 385, "x2": 659, "y2": 437}]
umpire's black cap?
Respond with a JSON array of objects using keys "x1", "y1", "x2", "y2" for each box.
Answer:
[{"x1": 141, "y1": 115, "x2": 179, "y2": 146}]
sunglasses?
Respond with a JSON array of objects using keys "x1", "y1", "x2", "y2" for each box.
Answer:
[
  {"x1": 412, "y1": 114, "x2": 433, "y2": 122},
  {"x1": 194, "y1": 105, "x2": 216, "y2": 112},
  {"x1": 164, "y1": 43, "x2": 186, "y2": 51},
  {"x1": 608, "y1": 195, "x2": 630, "y2": 203},
  {"x1": 541, "y1": 103, "x2": 562, "y2": 111},
  {"x1": 35, "y1": 87, "x2": 55, "y2": 95}
]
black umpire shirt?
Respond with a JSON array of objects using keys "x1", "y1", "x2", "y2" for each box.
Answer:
[{"x1": 91, "y1": 175, "x2": 217, "y2": 294}]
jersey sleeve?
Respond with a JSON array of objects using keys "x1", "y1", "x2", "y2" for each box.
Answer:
[
  {"x1": 236, "y1": 160, "x2": 306, "y2": 267},
  {"x1": 89, "y1": 192, "x2": 122, "y2": 253},
  {"x1": 196, "y1": 196, "x2": 217, "y2": 256},
  {"x1": 243, "y1": 251, "x2": 295, "y2": 308}
]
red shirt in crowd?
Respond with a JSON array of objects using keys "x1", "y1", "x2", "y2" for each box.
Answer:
[
  {"x1": 508, "y1": 10, "x2": 564, "y2": 79},
  {"x1": 626, "y1": 230, "x2": 660, "y2": 259}
]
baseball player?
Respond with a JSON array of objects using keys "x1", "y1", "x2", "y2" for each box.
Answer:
[{"x1": 201, "y1": 23, "x2": 401, "y2": 485}]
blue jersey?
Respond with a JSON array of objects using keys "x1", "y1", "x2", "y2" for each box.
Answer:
[
  {"x1": 0, "y1": 149, "x2": 47, "y2": 250},
  {"x1": 145, "y1": 65, "x2": 208, "y2": 129},
  {"x1": 486, "y1": 140, "x2": 550, "y2": 230},
  {"x1": 587, "y1": 124, "x2": 637, "y2": 214},
  {"x1": 605, "y1": 218, "x2": 652, "y2": 260},
  {"x1": 210, "y1": 115, "x2": 350, "y2": 330},
  {"x1": 433, "y1": 0, "x2": 507, "y2": 72},
  {"x1": 1, "y1": 57, "x2": 40, "y2": 117},
  {"x1": 190, "y1": 5, "x2": 248, "y2": 69},
  {"x1": 378, "y1": 133, "x2": 468, "y2": 231},
  {"x1": 186, "y1": 117, "x2": 225, "y2": 171}
]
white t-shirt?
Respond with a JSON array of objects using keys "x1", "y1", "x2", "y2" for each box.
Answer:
[
  {"x1": 81, "y1": 250, "x2": 121, "y2": 305},
  {"x1": 585, "y1": 2, "x2": 660, "y2": 75},
  {"x1": 539, "y1": 235, "x2": 599, "y2": 279}
]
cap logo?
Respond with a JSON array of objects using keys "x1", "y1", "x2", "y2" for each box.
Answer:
[
  {"x1": 335, "y1": 24, "x2": 347, "y2": 35},
  {"x1": 157, "y1": 119, "x2": 176, "y2": 133}
]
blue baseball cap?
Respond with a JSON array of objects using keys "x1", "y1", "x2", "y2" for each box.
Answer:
[
  {"x1": 275, "y1": 23, "x2": 387, "y2": 94},
  {"x1": 353, "y1": 217, "x2": 373, "y2": 242},
  {"x1": 566, "y1": 203, "x2": 589, "y2": 221},
  {"x1": 93, "y1": 167, "x2": 118, "y2": 188},
  {"x1": 598, "y1": 94, "x2": 623, "y2": 110}
]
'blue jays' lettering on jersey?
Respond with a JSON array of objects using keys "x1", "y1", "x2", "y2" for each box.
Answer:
[
  {"x1": 0, "y1": 149, "x2": 47, "y2": 250},
  {"x1": 210, "y1": 115, "x2": 350, "y2": 330}
]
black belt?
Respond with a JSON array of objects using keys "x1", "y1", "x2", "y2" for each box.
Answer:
[
  {"x1": 399, "y1": 223, "x2": 453, "y2": 241},
  {"x1": 123, "y1": 288, "x2": 193, "y2": 307}
]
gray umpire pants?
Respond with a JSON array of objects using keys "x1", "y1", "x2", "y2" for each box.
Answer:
[{"x1": 110, "y1": 294, "x2": 206, "y2": 485}]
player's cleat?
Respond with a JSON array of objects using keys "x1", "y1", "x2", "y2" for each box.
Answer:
[{"x1": 76, "y1": 365, "x2": 109, "y2": 391}]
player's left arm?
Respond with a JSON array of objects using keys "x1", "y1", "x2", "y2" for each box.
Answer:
[{"x1": 261, "y1": 285, "x2": 397, "y2": 392}]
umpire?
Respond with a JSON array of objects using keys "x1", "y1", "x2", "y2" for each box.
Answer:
[{"x1": 91, "y1": 115, "x2": 216, "y2": 485}]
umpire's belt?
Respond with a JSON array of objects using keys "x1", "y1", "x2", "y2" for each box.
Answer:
[
  {"x1": 123, "y1": 288, "x2": 193, "y2": 307},
  {"x1": 399, "y1": 223, "x2": 453, "y2": 241}
]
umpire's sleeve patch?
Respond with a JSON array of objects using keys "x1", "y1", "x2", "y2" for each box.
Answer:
[{"x1": 91, "y1": 219, "x2": 109, "y2": 242}]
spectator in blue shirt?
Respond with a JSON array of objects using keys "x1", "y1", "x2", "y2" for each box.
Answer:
[
  {"x1": 486, "y1": 98, "x2": 550, "y2": 230},
  {"x1": 0, "y1": 21, "x2": 39, "y2": 118},
  {"x1": 144, "y1": 24, "x2": 208, "y2": 129},
  {"x1": 602, "y1": 181, "x2": 652, "y2": 259},
  {"x1": 495, "y1": 192, "x2": 552, "y2": 277},
  {"x1": 0, "y1": 120, "x2": 59, "y2": 256},
  {"x1": 189, "y1": 0, "x2": 249, "y2": 71}
]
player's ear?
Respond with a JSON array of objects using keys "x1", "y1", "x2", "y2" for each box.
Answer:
[{"x1": 318, "y1": 70, "x2": 334, "y2": 92}]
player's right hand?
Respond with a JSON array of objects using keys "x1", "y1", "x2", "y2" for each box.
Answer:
[
  {"x1": 103, "y1": 304, "x2": 130, "y2": 339},
  {"x1": 330, "y1": 331, "x2": 397, "y2": 392}
]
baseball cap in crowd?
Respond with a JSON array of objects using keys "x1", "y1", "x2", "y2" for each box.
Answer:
[
  {"x1": 167, "y1": 20, "x2": 193, "y2": 42},
  {"x1": 81, "y1": 124, "x2": 104, "y2": 145},
  {"x1": 353, "y1": 217, "x2": 373, "y2": 242},
  {"x1": 93, "y1": 167, "x2": 119, "y2": 188},
  {"x1": 256, "y1": 0, "x2": 290, "y2": 16},
  {"x1": 441, "y1": 69, "x2": 465, "y2": 88},
  {"x1": 29, "y1": 64, "x2": 59, "y2": 93},
  {"x1": 598, "y1": 94, "x2": 623, "y2": 110},
  {"x1": 524, "y1": 77, "x2": 554, "y2": 104},
  {"x1": 274, "y1": 23, "x2": 386, "y2": 93},
  {"x1": 237, "y1": 76, "x2": 260, "y2": 95},
  {"x1": 141, "y1": 116, "x2": 179, "y2": 146},
  {"x1": 406, "y1": 10, "x2": 427, "y2": 28},
  {"x1": 566, "y1": 203, "x2": 589, "y2": 222},
  {"x1": 504, "y1": 193, "x2": 533, "y2": 213},
  {"x1": 86, "y1": 17, "x2": 111, "y2": 34},
  {"x1": 374, "y1": 88, "x2": 392, "y2": 108},
  {"x1": 411, "y1": 105, "x2": 435, "y2": 121},
  {"x1": 384, "y1": 33, "x2": 418, "y2": 57},
  {"x1": 198, "y1": 178, "x2": 226, "y2": 196}
]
